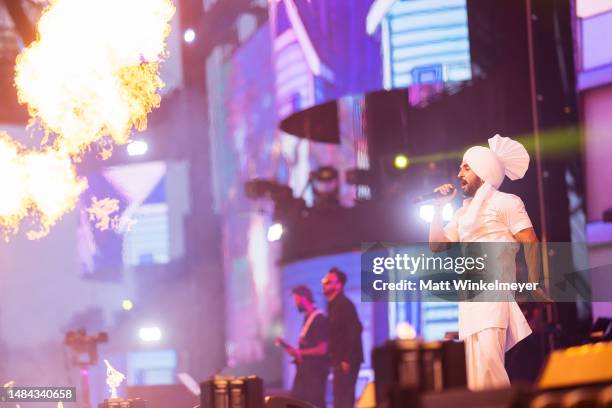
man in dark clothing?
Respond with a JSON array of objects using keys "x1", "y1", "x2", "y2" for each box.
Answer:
[
  {"x1": 322, "y1": 268, "x2": 363, "y2": 408},
  {"x1": 282, "y1": 285, "x2": 329, "y2": 408}
]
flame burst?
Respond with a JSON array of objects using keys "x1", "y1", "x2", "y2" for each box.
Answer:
[
  {"x1": 87, "y1": 197, "x2": 120, "y2": 231},
  {"x1": 0, "y1": 0, "x2": 175, "y2": 238},
  {"x1": 3, "y1": 381, "x2": 20, "y2": 408},
  {"x1": 104, "y1": 359, "x2": 126, "y2": 399},
  {"x1": 0, "y1": 132, "x2": 86, "y2": 239},
  {"x1": 15, "y1": 0, "x2": 175, "y2": 158}
]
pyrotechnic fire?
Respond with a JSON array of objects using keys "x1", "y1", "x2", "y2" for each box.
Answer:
[
  {"x1": 0, "y1": 0, "x2": 175, "y2": 239},
  {"x1": 104, "y1": 359, "x2": 126, "y2": 399},
  {"x1": 0, "y1": 132, "x2": 86, "y2": 239},
  {"x1": 0, "y1": 137, "x2": 29, "y2": 233},
  {"x1": 23, "y1": 148, "x2": 88, "y2": 239},
  {"x1": 86, "y1": 197, "x2": 120, "y2": 231},
  {"x1": 3, "y1": 381, "x2": 19, "y2": 408},
  {"x1": 14, "y1": 0, "x2": 175, "y2": 158}
]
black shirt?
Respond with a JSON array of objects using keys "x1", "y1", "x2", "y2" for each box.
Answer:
[
  {"x1": 299, "y1": 311, "x2": 330, "y2": 372},
  {"x1": 327, "y1": 292, "x2": 364, "y2": 366}
]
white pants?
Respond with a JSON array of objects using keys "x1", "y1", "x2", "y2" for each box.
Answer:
[{"x1": 465, "y1": 327, "x2": 510, "y2": 390}]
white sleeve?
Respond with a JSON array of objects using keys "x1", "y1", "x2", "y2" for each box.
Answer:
[
  {"x1": 443, "y1": 213, "x2": 460, "y2": 242},
  {"x1": 502, "y1": 195, "x2": 533, "y2": 235}
]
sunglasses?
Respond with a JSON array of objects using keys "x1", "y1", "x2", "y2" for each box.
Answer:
[{"x1": 321, "y1": 280, "x2": 337, "y2": 286}]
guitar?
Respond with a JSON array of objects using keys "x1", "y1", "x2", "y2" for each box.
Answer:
[{"x1": 275, "y1": 337, "x2": 302, "y2": 364}]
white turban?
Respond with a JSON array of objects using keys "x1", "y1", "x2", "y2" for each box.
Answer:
[
  {"x1": 463, "y1": 134, "x2": 530, "y2": 189},
  {"x1": 458, "y1": 134, "x2": 530, "y2": 239}
]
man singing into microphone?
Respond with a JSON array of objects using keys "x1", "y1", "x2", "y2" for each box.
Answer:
[{"x1": 428, "y1": 134, "x2": 547, "y2": 390}]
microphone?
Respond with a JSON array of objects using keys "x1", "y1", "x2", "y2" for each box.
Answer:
[{"x1": 413, "y1": 185, "x2": 455, "y2": 204}]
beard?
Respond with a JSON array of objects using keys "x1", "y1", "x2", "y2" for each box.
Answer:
[
  {"x1": 297, "y1": 304, "x2": 306, "y2": 313},
  {"x1": 461, "y1": 178, "x2": 483, "y2": 197}
]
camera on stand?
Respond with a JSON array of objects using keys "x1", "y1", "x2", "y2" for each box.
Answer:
[{"x1": 64, "y1": 329, "x2": 108, "y2": 366}]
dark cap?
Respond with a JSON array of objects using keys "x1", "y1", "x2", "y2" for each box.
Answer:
[{"x1": 291, "y1": 285, "x2": 314, "y2": 302}]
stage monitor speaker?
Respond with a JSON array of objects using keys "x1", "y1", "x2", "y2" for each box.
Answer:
[
  {"x1": 420, "y1": 387, "x2": 533, "y2": 408},
  {"x1": 373, "y1": 339, "x2": 467, "y2": 407},
  {"x1": 538, "y1": 342, "x2": 612, "y2": 389},
  {"x1": 590, "y1": 318, "x2": 612, "y2": 342},
  {"x1": 264, "y1": 396, "x2": 316, "y2": 408},
  {"x1": 126, "y1": 384, "x2": 197, "y2": 408},
  {"x1": 201, "y1": 375, "x2": 264, "y2": 408}
]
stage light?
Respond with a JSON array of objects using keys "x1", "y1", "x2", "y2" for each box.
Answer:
[
  {"x1": 419, "y1": 205, "x2": 435, "y2": 222},
  {"x1": 126, "y1": 140, "x2": 148, "y2": 156},
  {"x1": 139, "y1": 326, "x2": 161, "y2": 342},
  {"x1": 395, "y1": 321, "x2": 417, "y2": 340},
  {"x1": 394, "y1": 154, "x2": 409, "y2": 170},
  {"x1": 122, "y1": 299, "x2": 133, "y2": 311},
  {"x1": 419, "y1": 203, "x2": 454, "y2": 222},
  {"x1": 267, "y1": 223, "x2": 283, "y2": 242},
  {"x1": 183, "y1": 28, "x2": 195, "y2": 43}
]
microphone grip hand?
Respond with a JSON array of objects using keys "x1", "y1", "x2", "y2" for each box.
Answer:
[{"x1": 432, "y1": 184, "x2": 456, "y2": 206}]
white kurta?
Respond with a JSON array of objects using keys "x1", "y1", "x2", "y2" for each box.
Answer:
[{"x1": 443, "y1": 189, "x2": 533, "y2": 351}]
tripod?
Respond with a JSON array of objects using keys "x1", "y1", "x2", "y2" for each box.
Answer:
[{"x1": 64, "y1": 329, "x2": 108, "y2": 408}]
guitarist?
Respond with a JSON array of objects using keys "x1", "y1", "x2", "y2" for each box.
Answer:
[{"x1": 278, "y1": 285, "x2": 329, "y2": 408}]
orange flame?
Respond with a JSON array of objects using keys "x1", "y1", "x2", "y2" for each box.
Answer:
[
  {"x1": 0, "y1": 133, "x2": 86, "y2": 239},
  {"x1": 14, "y1": 0, "x2": 175, "y2": 158},
  {"x1": 0, "y1": 0, "x2": 175, "y2": 239},
  {"x1": 87, "y1": 197, "x2": 120, "y2": 231}
]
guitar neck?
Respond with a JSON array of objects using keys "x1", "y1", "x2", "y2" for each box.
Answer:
[{"x1": 276, "y1": 338, "x2": 293, "y2": 351}]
